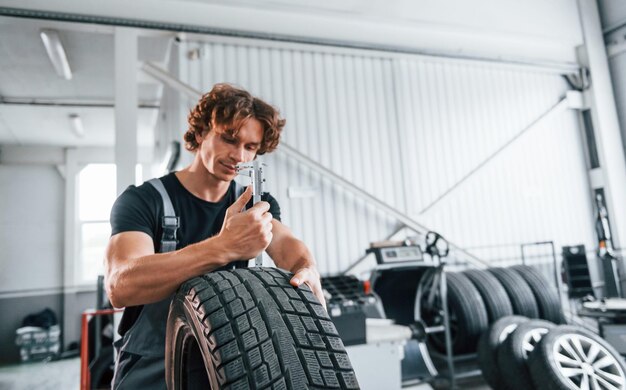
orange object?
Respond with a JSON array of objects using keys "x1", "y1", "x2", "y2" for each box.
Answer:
[
  {"x1": 363, "y1": 280, "x2": 371, "y2": 295},
  {"x1": 80, "y1": 308, "x2": 123, "y2": 390}
]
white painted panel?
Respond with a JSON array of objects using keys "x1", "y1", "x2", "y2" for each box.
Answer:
[
  {"x1": 177, "y1": 38, "x2": 595, "y2": 274},
  {"x1": 395, "y1": 59, "x2": 596, "y2": 264},
  {"x1": 0, "y1": 166, "x2": 64, "y2": 293},
  {"x1": 608, "y1": 53, "x2": 626, "y2": 159}
]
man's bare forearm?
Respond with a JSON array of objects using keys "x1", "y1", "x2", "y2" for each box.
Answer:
[
  {"x1": 271, "y1": 237, "x2": 316, "y2": 273},
  {"x1": 106, "y1": 237, "x2": 230, "y2": 308}
]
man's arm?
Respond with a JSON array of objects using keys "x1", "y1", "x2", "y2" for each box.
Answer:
[
  {"x1": 106, "y1": 186, "x2": 273, "y2": 308},
  {"x1": 266, "y1": 220, "x2": 326, "y2": 309},
  {"x1": 105, "y1": 231, "x2": 232, "y2": 308}
]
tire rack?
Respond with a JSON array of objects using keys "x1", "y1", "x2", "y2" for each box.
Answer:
[
  {"x1": 371, "y1": 261, "x2": 482, "y2": 388},
  {"x1": 417, "y1": 265, "x2": 484, "y2": 388}
]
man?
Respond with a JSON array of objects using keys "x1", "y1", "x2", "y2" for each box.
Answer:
[{"x1": 105, "y1": 83, "x2": 324, "y2": 388}]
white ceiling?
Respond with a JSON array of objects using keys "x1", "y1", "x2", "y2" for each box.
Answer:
[
  {"x1": 0, "y1": 16, "x2": 171, "y2": 147},
  {"x1": 0, "y1": 0, "x2": 585, "y2": 149}
]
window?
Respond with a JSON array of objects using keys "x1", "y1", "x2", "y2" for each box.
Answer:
[{"x1": 77, "y1": 164, "x2": 143, "y2": 283}]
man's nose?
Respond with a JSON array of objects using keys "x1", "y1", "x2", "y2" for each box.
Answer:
[{"x1": 230, "y1": 145, "x2": 246, "y2": 162}]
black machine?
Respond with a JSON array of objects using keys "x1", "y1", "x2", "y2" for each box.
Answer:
[
  {"x1": 564, "y1": 193, "x2": 626, "y2": 355},
  {"x1": 367, "y1": 232, "x2": 464, "y2": 386},
  {"x1": 594, "y1": 193, "x2": 622, "y2": 298},
  {"x1": 321, "y1": 275, "x2": 384, "y2": 346}
]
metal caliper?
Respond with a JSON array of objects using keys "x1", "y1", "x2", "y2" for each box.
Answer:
[{"x1": 235, "y1": 160, "x2": 267, "y2": 267}]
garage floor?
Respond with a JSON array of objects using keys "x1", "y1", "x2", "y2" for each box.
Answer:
[
  {"x1": 0, "y1": 358, "x2": 80, "y2": 390},
  {"x1": 0, "y1": 358, "x2": 490, "y2": 389}
]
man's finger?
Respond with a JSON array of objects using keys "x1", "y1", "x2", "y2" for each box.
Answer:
[
  {"x1": 290, "y1": 269, "x2": 327, "y2": 309},
  {"x1": 290, "y1": 269, "x2": 308, "y2": 287},
  {"x1": 228, "y1": 186, "x2": 253, "y2": 213},
  {"x1": 248, "y1": 200, "x2": 270, "y2": 215},
  {"x1": 290, "y1": 268, "x2": 315, "y2": 291},
  {"x1": 261, "y1": 212, "x2": 273, "y2": 225}
]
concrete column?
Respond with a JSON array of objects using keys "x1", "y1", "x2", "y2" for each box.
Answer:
[
  {"x1": 114, "y1": 27, "x2": 138, "y2": 195},
  {"x1": 62, "y1": 148, "x2": 77, "y2": 350},
  {"x1": 578, "y1": 0, "x2": 626, "y2": 254}
]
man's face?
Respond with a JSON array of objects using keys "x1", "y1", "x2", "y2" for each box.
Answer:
[{"x1": 195, "y1": 118, "x2": 263, "y2": 182}]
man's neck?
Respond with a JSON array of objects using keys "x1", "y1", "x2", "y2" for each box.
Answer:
[{"x1": 175, "y1": 163, "x2": 230, "y2": 203}]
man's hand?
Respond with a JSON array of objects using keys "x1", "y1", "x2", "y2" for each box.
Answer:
[
  {"x1": 290, "y1": 267, "x2": 326, "y2": 310},
  {"x1": 218, "y1": 186, "x2": 273, "y2": 260}
]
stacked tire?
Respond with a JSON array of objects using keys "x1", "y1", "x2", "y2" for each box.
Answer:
[
  {"x1": 478, "y1": 316, "x2": 626, "y2": 389},
  {"x1": 419, "y1": 272, "x2": 489, "y2": 354},
  {"x1": 461, "y1": 265, "x2": 565, "y2": 329},
  {"x1": 419, "y1": 265, "x2": 563, "y2": 356}
]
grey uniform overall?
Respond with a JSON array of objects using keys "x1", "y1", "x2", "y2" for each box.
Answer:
[{"x1": 112, "y1": 178, "x2": 245, "y2": 389}]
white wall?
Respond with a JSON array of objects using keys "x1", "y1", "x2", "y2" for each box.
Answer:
[
  {"x1": 599, "y1": 0, "x2": 626, "y2": 166},
  {"x1": 175, "y1": 37, "x2": 596, "y2": 275},
  {"x1": 0, "y1": 165, "x2": 64, "y2": 295},
  {"x1": 608, "y1": 52, "x2": 626, "y2": 175},
  {"x1": 394, "y1": 59, "x2": 596, "y2": 262}
]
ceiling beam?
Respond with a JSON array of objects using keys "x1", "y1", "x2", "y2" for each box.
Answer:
[
  {"x1": 0, "y1": 96, "x2": 159, "y2": 109},
  {"x1": 0, "y1": 145, "x2": 154, "y2": 165}
]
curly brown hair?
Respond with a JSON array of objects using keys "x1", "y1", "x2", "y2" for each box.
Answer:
[{"x1": 184, "y1": 83, "x2": 285, "y2": 155}]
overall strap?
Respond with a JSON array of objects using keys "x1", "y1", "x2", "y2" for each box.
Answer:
[{"x1": 148, "y1": 178, "x2": 179, "y2": 253}]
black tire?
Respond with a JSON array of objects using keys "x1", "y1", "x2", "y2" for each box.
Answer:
[
  {"x1": 529, "y1": 325, "x2": 626, "y2": 390},
  {"x1": 420, "y1": 272, "x2": 489, "y2": 354},
  {"x1": 165, "y1": 267, "x2": 360, "y2": 389},
  {"x1": 510, "y1": 265, "x2": 565, "y2": 324},
  {"x1": 488, "y1": 268, "x2": 540, "y2": 319},
  {"x1": 463, "y1": 269, "x2": 514, "y2": 323},
  {"x1": 477, "y1": 315, "x2": 529, "y2": 389},
  {"x1": 497, "y1": 319, "x2": 556, "y2": 390}
]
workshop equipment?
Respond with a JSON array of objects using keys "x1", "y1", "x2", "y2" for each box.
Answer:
[
  {"x1": 595, "y1": 193, "x2": 623, "y2": 298},
  {"x1": 562, "y1": 245, "x2": 595, "y2": 298},
  {"x1": 321, "y1": 275, "x2": 384, "y2": 346},
  {"x1": 368, "y1": 232, "x2": 479, "y2": 388}
]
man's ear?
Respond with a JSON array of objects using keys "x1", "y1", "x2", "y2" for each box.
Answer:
[{"x1": 195, "y1": 130, "x2": 205, "y2": 145}]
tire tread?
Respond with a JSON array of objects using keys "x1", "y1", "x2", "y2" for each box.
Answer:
[
  {"x1": 169, "y1": 268, "x2": 359, "y2": 389},
  {"x1": 488, "y1": 267, "x2": 539, "y2": 318},
  {"x1": 511, "y1": 265, "x2": 564, "y2": 324}
]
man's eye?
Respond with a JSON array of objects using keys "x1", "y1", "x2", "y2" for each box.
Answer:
[
  {"x1": 222, "y1": 136, "x2": 236, "y2": 144},
  {"x1": 246, "y1": 145, "x2": 259, "y2": 151}
]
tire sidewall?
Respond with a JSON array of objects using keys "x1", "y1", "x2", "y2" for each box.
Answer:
[
  {"x1": 477, "y1": 315, "x2": 529, "y2": 389},
  {"x1": 166, "y1": 292, "x2": 221, "y2": 389},
  {"x1": 529, "y1": 325, "x2": 626, "y2": 390},
  {"x1": 497, "y1": 319, "x2": 556, "y2": 390}
]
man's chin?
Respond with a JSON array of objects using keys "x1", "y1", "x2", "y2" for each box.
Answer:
[{"x1": 217, "y1": 171, "x2": 237, "y2": 182}]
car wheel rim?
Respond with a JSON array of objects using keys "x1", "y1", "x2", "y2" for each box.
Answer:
[
  {"x1": 522, "y1": 327, "x2": 550, "y2": 358},
  {"x1": 553, "y1": 333, "x2": 626, "y2": 390},
  {"x1": 498, "y1": 323, "x2": 519, "y2": 343}
]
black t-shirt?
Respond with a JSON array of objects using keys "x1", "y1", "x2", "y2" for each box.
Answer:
[{"x1": 109, "y1": 171, "x2": 281, "y2": 335}]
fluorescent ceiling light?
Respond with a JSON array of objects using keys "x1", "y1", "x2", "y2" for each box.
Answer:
[
  {"x1": 69, "y1": 114, "x2": 84, "y2": 138},
  {"x1": 40, "y1": 29, "x2": 72, "y2": 80}
]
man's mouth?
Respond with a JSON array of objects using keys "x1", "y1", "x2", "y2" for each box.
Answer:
[{"x1": 220, "y1": 161, "x2": 237, "y2": 173}]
